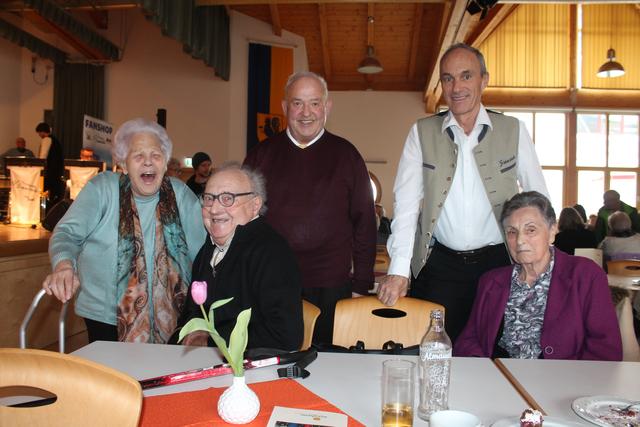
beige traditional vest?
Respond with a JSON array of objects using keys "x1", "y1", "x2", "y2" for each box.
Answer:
[{"x1": 410, "y1": 111, "x2": 520, "y2": 276}]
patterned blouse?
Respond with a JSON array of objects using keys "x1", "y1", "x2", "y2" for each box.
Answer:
[{"x1": 498, "y1": 247, "x2": 555, "y2": 358}]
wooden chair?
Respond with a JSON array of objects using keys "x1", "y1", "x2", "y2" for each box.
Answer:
[
  {"x1": 0, "y1": 348, "x2": 142, "y2": 426},
  {"x1": 301, "y1": 300, "x2": 321, "y2": 350},
  {"x1": 332, "y1": 296, "x2": 444, "y2": 348},
  {"x1": 606, "y1": 259, "x2": 640, "y2": 276},
  {"x1": 574, "y1": 248, "x2": 603, "y2": 268}
]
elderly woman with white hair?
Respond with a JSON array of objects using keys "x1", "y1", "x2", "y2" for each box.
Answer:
[{"x1": 43, "y1": 118, "x2": 204, "y2": 344}]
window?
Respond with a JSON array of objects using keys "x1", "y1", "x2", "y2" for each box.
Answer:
[
  {"x1": 504, "y1": 111, "x2": 566, "y2": 215},
  {"x1": 576, "y1": 113, "x2": 639, "y2": 217}
]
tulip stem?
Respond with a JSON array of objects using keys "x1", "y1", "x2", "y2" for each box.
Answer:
[{"x1": 199, "y1": 304, "x2": 208, "y2": 323}]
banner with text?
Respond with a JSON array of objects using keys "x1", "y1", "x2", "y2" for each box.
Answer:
[{"x1": 82, "y1": 115, "x2": 114, "y2": 167}]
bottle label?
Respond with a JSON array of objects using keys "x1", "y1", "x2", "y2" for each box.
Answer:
[{"x1": 421, "y1": 350, "x2": 452, "y2": 361}]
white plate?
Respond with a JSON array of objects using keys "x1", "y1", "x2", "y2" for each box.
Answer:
[
  {"x1": 572, "y1": 396, "x2": 640, "y2": 427},
  {"x1": 491, "y1": 416, "x2": 584, "y2": 427}
]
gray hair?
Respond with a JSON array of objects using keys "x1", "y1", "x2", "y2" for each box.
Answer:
[
  {"x1": 500, "y1": 191, "x2": 557, "y2": 228},
  {"x1": 112, "y1": 118, "x2": 172, "y2": 167},
  {"x1": 284, "y1": 71, "x2": 329, "y2": 103},
  {"x1": 441, "y1": 43, "x2": 488, "y2": 76},
  {"x1": 211, "y1": 162, "x2": 268, "y2": 215},
  {"x1": 609, "y1": 211, "x2": 633, "y2": 236}
]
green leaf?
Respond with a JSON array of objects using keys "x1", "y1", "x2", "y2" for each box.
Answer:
[
  {"x1": 211, "y1": 297, "x2": 233, "y2": 310},
  {"x1": 177, "y1": 318, "x2": 212, "y2": 343},
  {"x1": 228, "y1": 308, "x2": 252, "y2": 376},
  {"x1": 209, "y1": 330, "x2": 232, "y2": 363}
]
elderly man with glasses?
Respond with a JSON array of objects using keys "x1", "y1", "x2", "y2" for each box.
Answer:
[{"x1": 174, "y1": 162, "x2": 303, "y2": 351}]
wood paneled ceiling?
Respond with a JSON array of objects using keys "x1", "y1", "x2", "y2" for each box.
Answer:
[{"x1": 0, "y1": 0, "x2": 518, "y2": 110}]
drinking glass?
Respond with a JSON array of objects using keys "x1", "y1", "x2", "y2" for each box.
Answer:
[{"x1": 381, "y1": 359, "x2": 415, "y2": 427}]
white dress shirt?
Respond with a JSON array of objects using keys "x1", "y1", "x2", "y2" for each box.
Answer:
[
  {"x1": 38, "y1": 136, "x2": 52, "y2": 159},
  {"x1": 387, "y1": 106, "x2": 549, "y2": 278},
  {"x1": 286, "y1": 128, "x2": 325, "y2": 148}
]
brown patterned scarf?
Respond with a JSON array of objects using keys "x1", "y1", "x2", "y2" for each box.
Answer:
[{"x1": 116, "y1": 174, "x2": 192, "y2": 343}]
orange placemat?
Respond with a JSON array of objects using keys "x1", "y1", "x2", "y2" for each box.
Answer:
[{"x1": 140, "y1": 378, "x2": 366, "y2": 426}]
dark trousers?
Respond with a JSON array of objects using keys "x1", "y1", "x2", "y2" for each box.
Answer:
[
  {"x1": 410, "y1": 242, "x2": 511, "y2": 344},
  {"x1": 84, "y1": 318, "x2": 118, "y2": 343},
  {"x1": 302, "y1": 283, "x2": 351, "y2": 345}
]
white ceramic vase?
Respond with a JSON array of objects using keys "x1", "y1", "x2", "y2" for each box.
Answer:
[{"x1": 217, "y1": 376, "x2": 260, "y2": 424}]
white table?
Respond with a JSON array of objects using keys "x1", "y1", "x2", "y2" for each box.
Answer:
[
  {"x1": 72, "y1": 342, "x2": 529, "y2": 426},
  {"x1": 496, "y1": 358, "x2": 640, "y2": 424}
]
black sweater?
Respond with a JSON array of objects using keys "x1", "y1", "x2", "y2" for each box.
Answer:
[{"x1": 177, "y1": 217, "x2": 303, "y2": 350}]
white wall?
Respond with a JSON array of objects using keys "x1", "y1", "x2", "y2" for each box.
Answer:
[{"x1": 327, "y1": 91, "x2": 426, "y2": 216}]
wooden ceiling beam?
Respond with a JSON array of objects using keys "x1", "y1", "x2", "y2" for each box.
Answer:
[
  {"x1": 269, "y1": 4, "x2": 282, "y2": 36},
  {"x1": 21, "y1": 10, "x2": 108, "y2": 60},
  {"x1": 318, "y1": 3, "x2": 332, "y2": 80},
  {"x1": 465, "y1": 4, "x2": 517, "y2": 48},
  {"x1": 483, "y1": 87, "x2": 640, "y2": 110},
  {"x1": 407, "y1": 3, "x2": 423, "y2": 80},
  {"x1": 423, "y1": 0, "x2": 470, "y2": 112},
  {"x1": 197, "y1": 0, "x2": 444, "y2": 5}
]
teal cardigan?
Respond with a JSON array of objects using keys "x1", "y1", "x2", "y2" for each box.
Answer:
[{"x1": 49, "y1": 172, "x2": 204, "y2": 326}]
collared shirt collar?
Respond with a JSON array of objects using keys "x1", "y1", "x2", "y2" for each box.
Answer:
[
  {"x1": 286, "y1": 127, "x2": 325, "y2": 149},
  {"x1": 440, "y1": 104, "x2": 493, "y2": 135}
]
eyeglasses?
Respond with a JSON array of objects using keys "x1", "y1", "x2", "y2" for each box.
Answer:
[{"x1": 200, "y1": 192, "x2": 254, "y2": 208}]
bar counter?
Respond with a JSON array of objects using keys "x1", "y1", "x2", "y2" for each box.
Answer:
[{"x1": 0, "y1": 224, "x2": 85, "y2": 349}]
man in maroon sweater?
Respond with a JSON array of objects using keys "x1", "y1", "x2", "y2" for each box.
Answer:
[{"x1": 244, "y1": 71, "x2": 376, "y2": 344}]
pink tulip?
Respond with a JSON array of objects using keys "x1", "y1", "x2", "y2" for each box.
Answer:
[{"x1": 191, "y1": 281, "x2": 207, "y2": 305}]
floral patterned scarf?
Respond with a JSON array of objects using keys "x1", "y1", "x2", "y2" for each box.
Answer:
[{"x1": 116, "y1": 174, "x2": 191, "y2": 343}]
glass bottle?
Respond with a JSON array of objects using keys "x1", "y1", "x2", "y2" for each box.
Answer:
[{"x1": 417, "y1": 309, "x2": 452, "y2": 421}]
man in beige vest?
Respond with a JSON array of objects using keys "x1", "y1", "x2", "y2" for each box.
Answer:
[{"x1": 378, "y1": 43, "x2": 549, "y2": 343}]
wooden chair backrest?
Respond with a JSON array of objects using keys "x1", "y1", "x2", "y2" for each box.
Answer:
[
  {"x1": 332, "y1": 296, "x2": 444, "y2": 348},
  {"x1": 301, "y1": 300, "x2": 321, "y2": 350},
  {"x1": 0, "y1": 348, "x2": 142, "y2": 427},
  {"x1": 607, "y1": 259, "x2": 640, "y2": 276},
  {"x1": 574, "y1": 248, "x2": 603, "y2": 268}
]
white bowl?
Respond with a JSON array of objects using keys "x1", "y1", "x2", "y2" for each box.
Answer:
[{"x1": 430, "y1": 410, "x2": 482, "y2": 427}]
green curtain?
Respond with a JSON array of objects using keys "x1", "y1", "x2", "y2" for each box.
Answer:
[
  {"x1": 141, "y1": 0, "x2": 230, "y2": 80},
  {"x1": 0, "y1": 18, "x2": 66, "y2": 64},
  {"x1": 53, "y1": 63, "x2": 105, "y2": 159}
]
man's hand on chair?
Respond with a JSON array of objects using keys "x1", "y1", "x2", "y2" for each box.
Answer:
[{"x1": 377, "y1": 275, "x2": 409, "y2": 306}]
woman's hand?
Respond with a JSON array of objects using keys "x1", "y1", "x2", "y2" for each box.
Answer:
[
  {"x1": 42, "y1": 260, "x2": 80, "y2": 303},
  {"x1": 182, "y1": 331, "x2": 210, "y2": 347}
]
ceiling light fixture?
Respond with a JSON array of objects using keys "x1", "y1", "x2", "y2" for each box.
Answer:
[
  {"x1": 597, "y1": 7, "x2": 624, "y2": 79},
  {"x1": 358, "y1": 14, "x2": 383, "y2": 75},
  {"x1": 597, "y1": 48, "x2": 625, "y2": 78},
  {"x1": 358, "y1": 45, "x2": 383, "y2": 74}
]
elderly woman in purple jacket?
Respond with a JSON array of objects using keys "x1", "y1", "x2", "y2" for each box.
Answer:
[{"x1": 455, "y1": 191, "x2": 622, "y2": 360}]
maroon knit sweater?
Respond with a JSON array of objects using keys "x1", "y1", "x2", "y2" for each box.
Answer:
[{"x1": 244, "y1": 130, "x2": 376, "y2": 294}]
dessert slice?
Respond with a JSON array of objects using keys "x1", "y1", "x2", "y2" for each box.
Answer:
[{"x1": 520, "y1": 408, "x2": 543, "y2": 427}]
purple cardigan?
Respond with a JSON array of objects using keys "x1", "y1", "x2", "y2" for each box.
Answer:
[{"x1": 454, "y1": 249, "x2": 622, "y2": 361}]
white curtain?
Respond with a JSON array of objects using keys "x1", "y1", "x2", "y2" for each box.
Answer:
[
  {"x1": 67, "y1": 166, "x2": 99, "y2": 200},
  {"x1": 8, "y1": 166, "x2": 43, "y2": 225}
]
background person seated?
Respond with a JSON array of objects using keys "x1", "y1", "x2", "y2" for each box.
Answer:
[
  {"x1": 454, "y1": 191, "x2": 622, "y2": 361},
  {"x1": 176, "y1": 163, "x2": 303, "y2": 350},
  {"x1": 553, "y1": 207, "x2": 597, "y2": 255},
  {"x1": 80, "y1": 147, "x2": 98, "y2": 161},
  {"x1": 595, "y1": 189, "x2": 640, "y2": 243},
  {"x1": 599, "y1": 211, "x2": 640, "y2": 262},
  {"x1": 0, "y1": 137, "x2": 35, "y2": 173}
]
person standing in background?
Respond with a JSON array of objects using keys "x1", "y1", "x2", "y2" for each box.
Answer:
[{"x1": 36, "y1": 122, "x2": 65, "y2": 209}]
